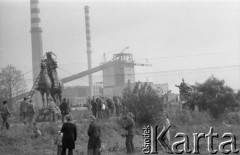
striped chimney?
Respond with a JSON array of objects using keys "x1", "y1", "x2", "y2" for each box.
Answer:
[
  {"x1": 84, "y1": 6, "x2": 93, "y2": 95},
  {"x1": 30, "y1": 0, "x2": 43, "y2": 82},
  {"x1": 30, "y1": 0, "x2": 43, "y2": 107}
]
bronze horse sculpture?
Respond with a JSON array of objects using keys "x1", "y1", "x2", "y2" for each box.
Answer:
[
  {"x1": 36, "y1": 60, "x2": 52, "y2": 108},
  {"x1": 44, "y1": 52, "x2": 63, "y2": 103},
  {"x1": 36, "y1": 52, "x2": 63, "y2": 108}
]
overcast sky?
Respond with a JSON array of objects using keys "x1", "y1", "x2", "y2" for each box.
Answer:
[{"x1": 0, "y1": 0, "x2": 239, "y2": 93}]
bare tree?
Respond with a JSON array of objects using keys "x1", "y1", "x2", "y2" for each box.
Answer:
[{"x1": 0, "y1": 65, "x2": 27, "y2": 104}]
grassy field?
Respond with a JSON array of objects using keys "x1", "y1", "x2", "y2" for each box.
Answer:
[
  {"x1": 0, "y1": 109, "x2": 144, "y2": 155},
  {"x1": 1, "y1": 109, "x2": 240, "y2": 155}
]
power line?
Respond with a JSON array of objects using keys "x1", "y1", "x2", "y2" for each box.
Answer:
[
  {"x1": 20, "y1": 62, "x2": 240, "y2": 81},
  {"x1": 57, "y1": 64, "x2": 240, "y2": 79},
  {"x1": 23, "y1": 65, "x2": 239, "y2": 85},
  {"x1": 58, "y1": 50, "x2": 239, "y2": 66}
]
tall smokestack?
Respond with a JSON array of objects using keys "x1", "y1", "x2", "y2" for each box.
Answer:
[
  {"x1": 30, "y1": 0, "x2": 43, "y2": 81},
  {"x1": 84, "y1": 6, "x2": 93, "y2": 96},
  {"x1": 30, "y1": 0, "x2": 43, "y2": 106}
]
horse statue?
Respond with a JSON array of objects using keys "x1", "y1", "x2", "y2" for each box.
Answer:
[
  {"x1": 175, "y1": 78, "x2": 194, "y2": 101},
  {"x1": 175, "y1": 78, "x2": 203, "y2": 111},
  {"x1": 36, "y1": 60, "x2": 52, "y2": 108},
  {"x1": 35, "y1": 52, "x2": 63, "y2": 108},
  {"x1": 44, "y1": 52, "x2": 63, "y2": 103},
  {"x1": 34, "y1": 52, "x2": 62, "y2": 122}
]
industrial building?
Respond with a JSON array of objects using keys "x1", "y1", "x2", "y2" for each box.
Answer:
[{"x1": 28, "y1": 1, "x2": 169, "y2": 106}]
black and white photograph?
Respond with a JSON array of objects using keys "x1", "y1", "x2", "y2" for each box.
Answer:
[{"x1": 0, "y1": 0, "x2": 240, "y2": 154}]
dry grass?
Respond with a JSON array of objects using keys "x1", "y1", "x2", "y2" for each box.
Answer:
[
  {"x1": 0, "y1": 110, "x2": 144, "y2": 155},
  {"x1": 168, "y1": 110, "x2": 240, "y2": 155},
  {"x1": 1, "y1": 109, "x2": 240, "y2": 155}
]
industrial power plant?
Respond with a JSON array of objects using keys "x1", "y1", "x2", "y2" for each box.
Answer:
[
  {"x1": 28, "y1": 0, "x2": 168, "y2": 106},
  {"x1": 2, "y1": 1, "x2": 237, "y2": 155}
]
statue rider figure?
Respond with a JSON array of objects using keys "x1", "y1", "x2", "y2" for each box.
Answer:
[
  {"x1": 44, "y1": 52, "x2": 60, "y2": 89},
  {"x1": 176, "y1": 78, "x2": 192, "y2": 97}
]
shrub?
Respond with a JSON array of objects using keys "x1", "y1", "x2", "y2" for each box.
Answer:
[{"x1": 122, "y1": 82, "x2": 164, "y2": 125}]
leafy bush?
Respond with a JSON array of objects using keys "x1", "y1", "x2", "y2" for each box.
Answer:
[
  {"x1": 195, "y1": 76, "x2": 238, "y2": 119},
  {"x1": 122, "y1": 82, "x2": 164, "y2": 125},
  {"x1": 179, "y1": 75, "x2": 238, "y2": 119}
]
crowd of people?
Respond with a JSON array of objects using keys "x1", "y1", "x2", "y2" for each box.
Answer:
[
  {"x1": 54, "y1": 112, "x2": 135, "y2": 155},
  {"x1": 0, "y1": 95, "x2": 171, "y2": 155},
  {"x1": 87, "y1": 95, "x2": 127, "y2": 120},
  {"x1": 86, "y1": 95, "x2": 136, "y2": 154}
]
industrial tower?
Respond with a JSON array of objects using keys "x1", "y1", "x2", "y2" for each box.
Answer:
[
  {"x1": 103, "y1": 53, "x2": 135, "y2": 96},
  {"x1": 84, "y1": 6, "x2": 93, "y2": 96},
  {"x1": 30, "y1": 0, "x2": 43, "y2": 82},
  {"x1": 30, "y1": 0, "x2": 43, "y2": 106}
]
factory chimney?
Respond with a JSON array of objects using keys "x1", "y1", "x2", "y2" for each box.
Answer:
[
  {"x1": 30, "y1": 0, "x2": 43, "y2": 106},
  {"x1": 30, "y1": 0, "x2": 43, "y2": 81},
  {"x1": 84, "y1": 6, "x2": 93, "y2": 96}
]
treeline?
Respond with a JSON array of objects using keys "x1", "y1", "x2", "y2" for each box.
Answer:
[
  {"x1": 122, "y1": 75, "x2": 240, "y2": 125},
  {"x1": 187, "y1": 75, "x2": 239, "y2": 119}
]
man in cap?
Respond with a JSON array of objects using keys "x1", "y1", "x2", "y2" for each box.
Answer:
[
  {"x1": 122, "y1": 112, "x2": 135, "y2": 154},
  {"x1": 20, "y1": 97, "x2": 29, "y2": 125},
  {"x1": 1, "y1": 101, "x2": 12, "y2": 130}
]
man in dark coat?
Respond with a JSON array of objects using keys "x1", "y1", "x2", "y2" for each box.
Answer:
[
  {"x1": 123, "y1": 112, "x2": 135, "y2": 154},
  {"x1": 1, "y1": 101, "x2": 12, "y2": 130},
  {"x1": 60, "y1": 98, "x2": 70, "y2": 123},
  {"x1": 91, "y1": 96, "x2": 97, "y2": 117},
  {"x1": 61, "y1": 114, "x2": 77, "y2": 155},
  {"x1": 87, "y1": 115, "x2": 101, "y2": 155}
]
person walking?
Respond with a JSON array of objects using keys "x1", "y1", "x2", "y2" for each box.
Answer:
[
  {"x1": 27, "y1": 99, "x2": 36, "y2": 126},
  {"x1": 20, "y1": 97, "x2": 29, "y2": 125},
  {"x1": 1, "y1": 101, "x2": 12, "y2": 130},
  {"x1": 122, "y1": 112, "x2": 135, "y2": 154},
  {"x1": 87, "y1": 115, "x2": 101, "y2": 155},
  {"x1": 60, "y1": 98, "x2": 70, "y2": 123},
  {"x1": 61, "y1": 115, "x2": 77, "y2": 155}
]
